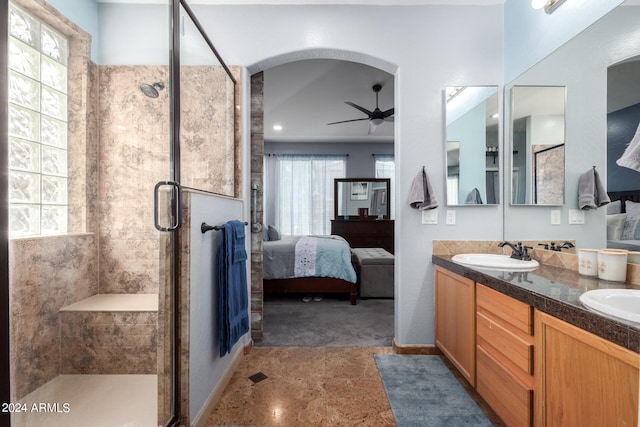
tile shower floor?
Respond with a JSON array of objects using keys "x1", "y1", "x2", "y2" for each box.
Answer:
[{"x1": 13, "y1": 374, "x2": 157, "y2": 427}]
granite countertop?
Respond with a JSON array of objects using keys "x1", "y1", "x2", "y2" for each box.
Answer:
[{"x1": 432, "y1": 255, "x2": 640, "y2": 353}]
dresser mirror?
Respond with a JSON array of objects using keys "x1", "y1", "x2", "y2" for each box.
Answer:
[
  {"x1": 509, "y1": 85, "x2": 566, "y2": 205},
  {"x1": 334, "y1": 178, "x2": 391, "y2": 219},
  {"x1": 445, "y1": 86, "x2": 499, "y2": 206}
]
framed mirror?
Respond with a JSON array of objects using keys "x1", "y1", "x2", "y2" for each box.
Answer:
[
  {"x1": 510, "y1": 86, "x2": 566, "y2": 205},
  {"x1": 445, "y1": 86, "x2": 499, "y2": 205},
  {"x1": 334, "y1": 178, "x2": 391, "y2": 219}
]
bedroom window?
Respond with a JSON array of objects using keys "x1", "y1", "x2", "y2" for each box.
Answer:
[
  {"x1": 375, "y1": 154, "x2": 395, "y2": 218},
  {"x1": 8, "y1": 3, "x2": 69, "y2": 236},
  {"x1": 275, "y1": 154, "x2": 346, "y2": 235},
  {"x1": 375, "y1": 155, "x2": 394, "y2": 179}
]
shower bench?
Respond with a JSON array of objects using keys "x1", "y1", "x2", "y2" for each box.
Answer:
[{"x1": 59, "y1": 294, "x2": 158, "y2": 374}]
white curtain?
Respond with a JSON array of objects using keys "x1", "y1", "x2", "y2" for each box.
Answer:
[
  {"x1": 375, "y1": 155, "x2": 395, "y2": 218},
  {"x1": 275, "y1": 154, "x2": 346, "y2": 235}
]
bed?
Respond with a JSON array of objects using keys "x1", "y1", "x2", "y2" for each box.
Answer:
[
  {"x1": 263, "y1": 234, "x2": 358, "y2": 305},
  {"x1": 607, "y1": 190, "x2": 640, "y2": 251}
]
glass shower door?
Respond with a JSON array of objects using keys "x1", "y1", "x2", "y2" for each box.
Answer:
[{"x1": 4, "y1": 0, "x2": 177, "y2": 426}]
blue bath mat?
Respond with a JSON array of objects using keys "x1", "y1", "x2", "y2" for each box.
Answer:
[{"x1": 374, "y1": 355, "x2": 492, "y2": 427}]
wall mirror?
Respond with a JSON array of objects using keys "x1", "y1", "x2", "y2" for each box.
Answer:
[
  {"x1": 510, "y1": 86, "x2": 566, "y2": 205},
  {"x1": 334, "y1": 178, "x2": 391, "y2": 219},
  {"x1": 445, "y1": 86, "x2": 499, "y2": 205}
]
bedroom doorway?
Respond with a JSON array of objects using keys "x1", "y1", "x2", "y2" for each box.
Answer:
[{"x1": 249, "y1": 57, "x2": 396, "y2": 346}]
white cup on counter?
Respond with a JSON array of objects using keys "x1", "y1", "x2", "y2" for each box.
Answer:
[
  {"x1": 597, "y1": 250, "x2": 628, "y2": 282},
  {"x1": 578, "y1": 249, "x2": 599, "y2": 277}
]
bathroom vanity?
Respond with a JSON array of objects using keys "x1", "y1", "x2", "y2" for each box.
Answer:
[{"x1": 433, "y1": 256, "x2": 639, "y2": 427}]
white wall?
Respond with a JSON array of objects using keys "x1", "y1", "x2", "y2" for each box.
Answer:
[{"x1": 188, "y1": 192, "x2": 247, "y2": 423}]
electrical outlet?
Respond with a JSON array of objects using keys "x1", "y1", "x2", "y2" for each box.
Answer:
[
  {"x1": 568, "y1": 209, "x2": 585, "y2": 224},
  {"x1": 422, "y1": 209, "x2": 438, "y2": 225},
  {"x1": 446, "y1": 210, "x2": 456, "y2": 225},
  {"x1": 550, "y1": 210, "x2": 561, "y2": 225}
]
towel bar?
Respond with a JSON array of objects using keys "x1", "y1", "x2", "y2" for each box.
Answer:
[{"x1": 201, "y1": 221, "x2": 248, "y2": 234}]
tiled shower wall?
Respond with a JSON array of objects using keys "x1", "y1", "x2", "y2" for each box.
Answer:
[
  {"x1": 97, "y1": 65, "x2": 170, "y2": 295},
  {"x1": 9, "y1": 234, "x2": 99, "y2": 399}
]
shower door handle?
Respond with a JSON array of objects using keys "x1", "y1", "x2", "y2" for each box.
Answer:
[{"x1": 154, "y1": 181, "x2": 182, "y2": 232}]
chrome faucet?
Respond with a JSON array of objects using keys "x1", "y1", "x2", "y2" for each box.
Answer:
[{"x1": 498, "y1": 241, "x2": 532, "y2": 261}]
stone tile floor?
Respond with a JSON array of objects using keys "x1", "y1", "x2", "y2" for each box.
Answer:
[{"x1": 205, "y1": 346, "x2": 503, "y2": 427}]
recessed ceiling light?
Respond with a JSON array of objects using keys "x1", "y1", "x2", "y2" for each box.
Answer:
[{"x1": 273, "y1": 124, "x2": 283, "y2": 131}]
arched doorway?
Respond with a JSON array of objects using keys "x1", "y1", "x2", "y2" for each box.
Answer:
[{"x1": 249, "y1": 51, "x2": 397, "y2": 342}]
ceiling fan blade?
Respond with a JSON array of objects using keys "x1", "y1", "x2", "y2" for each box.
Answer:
[
  {"x1": 327, "y1": 118, "x2": 369, "y2": 125},
  {"x1": 382, "y1": 108, "x2": 394, "y2": 118},
  {"x1": 345, "y1": 102, "x2": 373, "y2": 117}
]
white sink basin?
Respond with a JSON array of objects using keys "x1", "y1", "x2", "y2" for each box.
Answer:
[
  {"x1": 452, "y1": 253, "x2": 539, "y2": 272},
  {"x1": 579, "y1": 289, "x2": 640, "y2": 323}
]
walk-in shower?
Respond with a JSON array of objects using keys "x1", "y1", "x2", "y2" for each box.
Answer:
[{"x1": 140, "y1": 81, "x2": 165, "y2": 98}]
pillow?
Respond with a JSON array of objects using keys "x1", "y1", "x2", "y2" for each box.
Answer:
[
  {"x1": 626, "y1": 200, "x2": 640, "y2": 216},
  {"x1": 267, "y1": 225, "x2": 281, "y2": 241},
  {"x1": 607, "y1": 213, "x2": 627, "y2": 240},
  {"x1": 263, "y1": 225, "x2": 269, "y2": 242},
  {"x1": 621, "y1": 215, "x2": 640, "y2": 240},
  {"x1": 606, "y1": 200, "x2": 621, "y2": 214}
]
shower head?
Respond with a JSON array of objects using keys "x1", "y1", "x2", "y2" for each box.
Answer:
[{"x1": 140, "y1": 82, "x2": 165, "y2": 98}]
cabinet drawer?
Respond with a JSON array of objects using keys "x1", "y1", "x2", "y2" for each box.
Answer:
[
  {"x1": 477, "y1": 311, "x2": 534, "y2": 375},
  {"x1": 477, "y1": 345, "x2": 533, "y2": 427},
  {"x1": 477, "y1": 284, "x2": 533, "y2": 335}
]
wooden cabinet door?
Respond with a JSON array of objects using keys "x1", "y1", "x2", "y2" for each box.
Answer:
[
  {"x1": 535, "y1": 311, "x2": 639, "y2": 427},
  {"x1": 435, "y1": 266, "x2": 475, "y2": 386}
]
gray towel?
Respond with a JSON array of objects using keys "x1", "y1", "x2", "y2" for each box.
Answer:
[
  {"x1": 409, "y1": 167, "x2": 438, "y2": 210},
  {"x1": 578, "y1": 167, "x2": 610, "y2": 210},
  {"x1": 616, "y1": 121, "x2": 640, "y2": 173},
  {"x1": 465, "y1": 188, "x2": 483, "y2": 204}
]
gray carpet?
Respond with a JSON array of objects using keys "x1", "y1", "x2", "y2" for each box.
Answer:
[
  {"x1": 256, "y1": 295, "x2": 394, "y2": 346},
  {"x1": 375, "y1": 355, "x2": 492, "y2": 427}
]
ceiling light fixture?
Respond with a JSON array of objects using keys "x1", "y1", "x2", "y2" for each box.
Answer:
[
  {"x1": 273, "y1": 124, "x2": 283, "y2": 131},
  {"x1": 532, "y1": 0, "x2": 567, "y2": 14}
]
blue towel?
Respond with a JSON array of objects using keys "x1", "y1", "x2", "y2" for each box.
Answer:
[
  {"x1": 231, "y1": 220, "x2": 247, "y2": 263},
  {"x1": 218, "y1": 220, "x2": 249, "y2": 357}
]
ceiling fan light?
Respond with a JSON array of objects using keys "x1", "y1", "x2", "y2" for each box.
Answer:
[{"x1": 371, "y1": 118, "x2": 384, "y2": 126}]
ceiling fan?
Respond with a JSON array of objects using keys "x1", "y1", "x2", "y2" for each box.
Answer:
[{"x1": 327, "y1": 83, "x2": 394, "y2": 134}]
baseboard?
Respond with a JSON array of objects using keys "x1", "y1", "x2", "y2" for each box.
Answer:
[
  {"x1": 393, "y1": 338, "x2": 443, "y2": 355},
  {"x1": 191, "y1": 340, "x2": 251, "y2": 427}
]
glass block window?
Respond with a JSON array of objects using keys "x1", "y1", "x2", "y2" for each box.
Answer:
[{"x1": 8, "y1": 3, "x2": 68, "y2": 236}]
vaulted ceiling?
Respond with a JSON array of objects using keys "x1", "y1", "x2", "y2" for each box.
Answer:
[{"x1": 264, "y1": 59, "x2": 395, "y2": 144}]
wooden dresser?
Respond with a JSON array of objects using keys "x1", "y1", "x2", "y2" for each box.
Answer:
[{"x1": 331, "y1": 219, "x2": 394, "y2": 254}]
